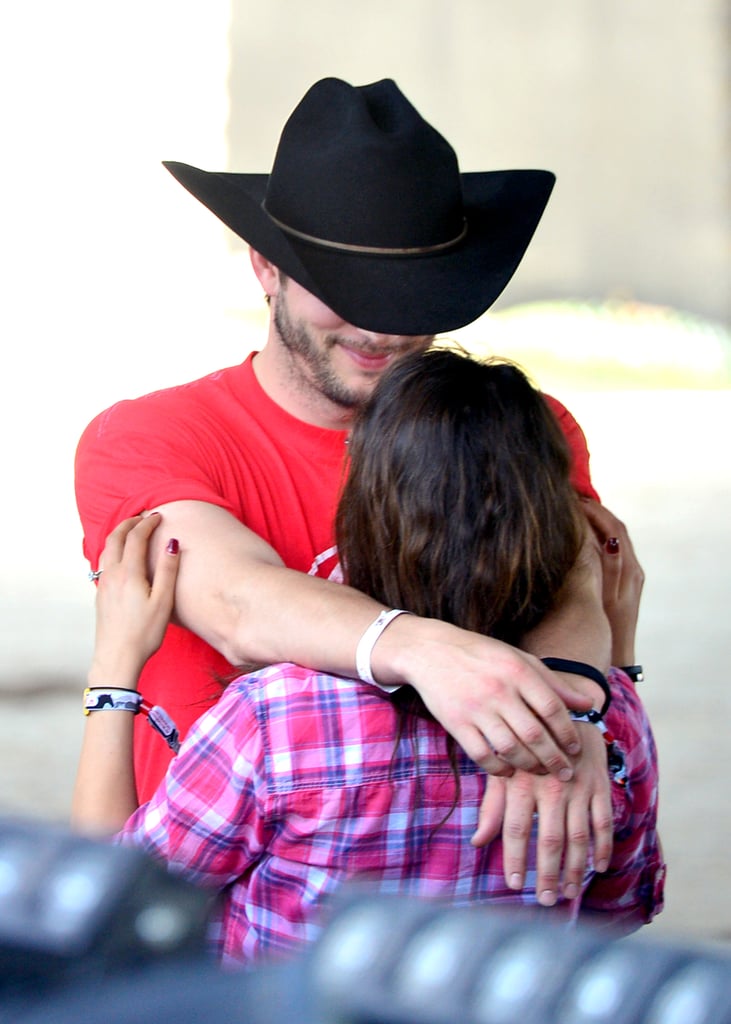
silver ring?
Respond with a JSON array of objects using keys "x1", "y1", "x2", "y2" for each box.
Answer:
[{"x1": 88, "y1": 569, "x2": 103, "y2": 582}]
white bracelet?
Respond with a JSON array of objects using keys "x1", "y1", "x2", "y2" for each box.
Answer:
[
  {"x1": 83, "y1": 686, "x2": 143, "y2": 716},
  {"x1": 355, "y1": 609, "x2": 411, "y2": 693}
]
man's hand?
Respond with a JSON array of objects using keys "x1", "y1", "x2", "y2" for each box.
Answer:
[
  {"x1": 375, "y1": 619, "x2": 595, "y2": 779},
  {"x1": 472, "y1": 723, "x2": 613, "y2": 905}
]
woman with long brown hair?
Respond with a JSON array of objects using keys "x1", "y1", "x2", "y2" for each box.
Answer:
[
  {"x1": 73, "y1": 348, "x2": 663, "y2": 966},
  {"x1": 339, "y1": 349, "x2": 584, "y2": 645}
]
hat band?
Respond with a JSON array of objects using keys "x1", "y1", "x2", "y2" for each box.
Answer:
[{"x1": 263, "y1": 204, "x2": 468, "y2": 256}]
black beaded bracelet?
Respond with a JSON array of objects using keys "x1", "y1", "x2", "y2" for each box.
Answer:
[
  {"x1": 619, "y1": 664, "x2": 644, "y2": 683},
  {"x1": 540, "y1": 658, "x2": 611, "y2": 718}
]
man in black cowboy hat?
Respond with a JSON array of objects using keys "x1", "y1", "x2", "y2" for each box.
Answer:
[{"x1": 76, "y1": 77, "x2": 617, "y2": 905}]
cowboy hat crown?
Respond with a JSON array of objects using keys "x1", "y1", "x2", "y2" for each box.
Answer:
[
  {"x1": 263, "y1": 77, "x2": 466, "y2": 253},
  {"x1": 164, "y1": 77, "x2": 555, "y2": 334}
]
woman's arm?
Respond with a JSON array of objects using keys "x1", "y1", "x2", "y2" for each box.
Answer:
[{"x1": 71, "y1": 515, "x2": 180, "y2": 834}]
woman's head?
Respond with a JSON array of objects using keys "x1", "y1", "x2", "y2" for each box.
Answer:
[{"x1": 337, "y1": 347, "x2": 583, "y2": 644}]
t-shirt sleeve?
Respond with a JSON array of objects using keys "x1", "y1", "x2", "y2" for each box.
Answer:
[
  {"x1": 542, "y1": 393, "x2": 600, "y2": 501},
  {"x1": 75, "y1": 396, "x2": 239, "y2": 566}
]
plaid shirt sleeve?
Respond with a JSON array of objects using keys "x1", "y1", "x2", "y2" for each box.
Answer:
[
  {"x1": 578, "y1": 667, "x2": 666, "y2": 933},
  {"x1": 117, "y1": 679, "x2": 270, "y2": 889}
]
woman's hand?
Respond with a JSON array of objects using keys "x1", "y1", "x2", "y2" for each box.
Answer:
[
  {"x1": 89, "y1": 514, "x2": 181, "y2": 689},
  {"x1": 73, "y1": 515, "x2": 180, "y2": 834},
  {"x1": 472, "y1": 722, "x2": 613, "y2": 905},
  {"x1": 581, "y1": 500, "x2": 644, "y2": 666}
]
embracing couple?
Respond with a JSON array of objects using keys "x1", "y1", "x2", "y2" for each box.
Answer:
[{"x1": 72, "y1": 77, "x2": 664, "y2": 965}]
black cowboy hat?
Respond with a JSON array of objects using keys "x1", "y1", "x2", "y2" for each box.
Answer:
[{"x1": 164, "y1": 77, "x2": 555, "y2": 335}]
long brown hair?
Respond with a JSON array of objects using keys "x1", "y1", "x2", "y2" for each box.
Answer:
[{"x1": 337, "y1": 347, "x2": 584, "y2": 646}]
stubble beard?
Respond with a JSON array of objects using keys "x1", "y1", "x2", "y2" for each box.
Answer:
[{"x1": 273, "y1": 293, "x2": 371, "y2": 411}]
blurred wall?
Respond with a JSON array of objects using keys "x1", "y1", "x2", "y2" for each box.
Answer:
[{"x1": 228, "y1": 0, "x2": 730, "y2": 323}]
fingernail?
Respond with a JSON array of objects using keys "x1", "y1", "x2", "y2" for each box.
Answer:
[
  {"x1": 559, "y1": 767, "x2": 573, "y2": 783},
  {"x1": 509, "y1": 873, "x2": 523, "y2": 890},
  {"x1": 166, "y1": 538, "x2": 179, "y2": 555},
  {"x1": 595, "y1": 858, "x2": 609, "y2": 874},
  {"x1": 606, "y1": 537, "x2": 619, "y2": 554},
  {"x1": 568, "y1": 742, "x2": 581, "y2": 756},
  {"x1": 539, "y1": 890, "x2": 557, "y2": 907},
  {"x1": 564, "y1": 882, "x2": 579, "y2": 900}
]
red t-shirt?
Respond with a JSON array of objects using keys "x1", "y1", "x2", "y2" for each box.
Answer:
[
  {"x1": 75, "y1": 354, "x2": 599, "y2": 802},
  {"x1": 543, "y1": 394, "x2": 599, "y2": 503}
]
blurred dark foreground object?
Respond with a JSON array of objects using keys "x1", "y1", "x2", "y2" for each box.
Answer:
[
  {"x1": 0, "y1": 815, "x2": 215, "y2": 998},
  {"x1": 1, "y1": 816, "x2": 730, "y2": 1024}
]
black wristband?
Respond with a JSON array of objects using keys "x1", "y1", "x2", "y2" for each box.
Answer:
[
  {"x1": 569, "y1": 709, "x2": 604, "y2": 725},
  {"x1": 619, "y1": 664, "x2": 644, "y2": 683},
  {"x1": 540, "y1": 658, "x2": 611, "y2": 718}
]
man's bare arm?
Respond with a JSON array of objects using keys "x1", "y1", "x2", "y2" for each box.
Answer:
[{"x1": 145, "y1": 499, "x2": 594, "y2": 778}]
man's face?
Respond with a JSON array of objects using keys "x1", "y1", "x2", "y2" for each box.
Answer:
[{"x1": 272, "y1": 275, "x2": 433, "y2": 412}]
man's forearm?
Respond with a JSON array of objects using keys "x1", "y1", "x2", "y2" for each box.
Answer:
[{"x1": 520, "y1": 538, "x2": 612, "y2": 708}]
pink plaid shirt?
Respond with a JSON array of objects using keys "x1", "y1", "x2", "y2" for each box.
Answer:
[{"x1": 118, "y1": 665, "x2": 664, "y2": 966}]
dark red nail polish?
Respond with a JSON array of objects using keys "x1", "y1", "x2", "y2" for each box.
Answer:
[
  {"x1": 166, "y1": 538, "x2": 179, "y2": 555},
  {"x1": 606, "y1": 537, "x2": 619, "y2": 555}
]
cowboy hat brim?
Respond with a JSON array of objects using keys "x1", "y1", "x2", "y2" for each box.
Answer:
[{"x1": 163, "y1": 161, "x2": 555, "y2": 336}]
